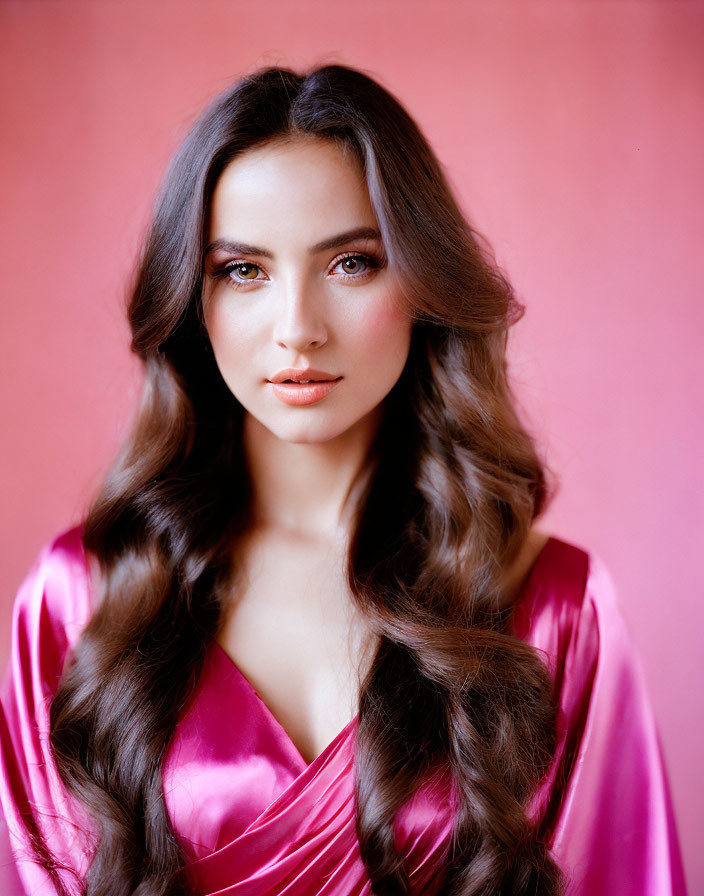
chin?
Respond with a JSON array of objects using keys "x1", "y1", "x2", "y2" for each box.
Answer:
[{"x1": 263, "y1": 415, "x2": 353, "y2": 445}]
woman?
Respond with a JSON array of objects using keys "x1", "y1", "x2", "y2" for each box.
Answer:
[{"x1": 0, "y1": 64, "x2": 686, "y2": 896}]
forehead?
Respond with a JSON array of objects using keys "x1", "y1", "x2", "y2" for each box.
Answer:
[{"x1": 208, "y1": 136, "x2": 377, "y2": 240}]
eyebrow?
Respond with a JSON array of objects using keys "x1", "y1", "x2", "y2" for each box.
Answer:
[{"x1": 204, "y1": 226, "x2": 382, "y2": 259}]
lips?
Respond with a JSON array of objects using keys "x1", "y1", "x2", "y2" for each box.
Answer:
[
  {"x1": 268, "y1": 377, "x2": 342, "y2": 406},
  {"x1": 268, "y1": 368, "x2": 341, "y2": 384}
]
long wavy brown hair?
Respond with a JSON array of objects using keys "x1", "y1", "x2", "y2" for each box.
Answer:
[{"x1": 46, "y1": 64, "x2": 565, "y2": 896}]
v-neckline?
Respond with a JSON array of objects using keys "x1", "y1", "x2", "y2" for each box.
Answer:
[
  {"x1": 210, "y1": 640, "x2": 359, "y2": 771},
  {"x1": 210, "y1": 535, "x2": 557, "y2": 771}
]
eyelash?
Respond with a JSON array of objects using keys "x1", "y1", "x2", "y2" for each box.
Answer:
[{"x1": 212, "y1": 252, "x2": 383, "y2": 288}]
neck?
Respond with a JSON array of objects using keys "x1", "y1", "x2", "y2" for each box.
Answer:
[{"x1": 242, "y1": 409, "x2": 381, "y2": 543}]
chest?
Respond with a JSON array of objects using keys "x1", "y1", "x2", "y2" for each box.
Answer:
[
  {"x1": 216, "y1": 529, "x2": 377, "y2": 766},
  {"x1": 163, "y1": 639, "x2": 455, "y2": 887}
]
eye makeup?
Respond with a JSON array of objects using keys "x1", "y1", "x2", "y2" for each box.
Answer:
[{"x1": 207, "y1": 250, "x2": 386, "y2": 290}]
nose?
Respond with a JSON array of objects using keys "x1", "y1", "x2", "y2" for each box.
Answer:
[{"x1": 273, "y1": 276, "x2": 328, "y2": 352}]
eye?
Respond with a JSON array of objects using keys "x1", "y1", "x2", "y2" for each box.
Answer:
[
  {"x1": 224, "y1": 261, "x2": 265, "y2": 283},
  {"x1": 330, "y1": 253, "x2": 381, "y2": 280}
]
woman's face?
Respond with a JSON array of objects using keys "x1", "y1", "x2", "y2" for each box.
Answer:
[{"x1": 202, "y1": 135, "x2": 413, "y2": 445}]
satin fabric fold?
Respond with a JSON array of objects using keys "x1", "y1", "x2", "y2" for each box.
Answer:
[
  {"x1": 0, "y1": 527, "x2": 688, "y2": 895},
  {"x1": 166, "y1": 649, "x2": 455, "y2": 896}
]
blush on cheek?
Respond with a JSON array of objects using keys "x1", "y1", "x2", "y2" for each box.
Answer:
[{"x1": 357, "y1": 300, "x2": 412, "y2": 349}]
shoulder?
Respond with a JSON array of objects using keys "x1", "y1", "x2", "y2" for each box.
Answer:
[
  {"x1": 521, "y1": 540, "x2": 688, "y2": 892},
  {"x1": 6, "y1": 525, "x2": 94, "y2": 688},
  {"x1": 1, "y1": 526, "x2": 100, "y2": 891},
  {"x1": 513, "y1": 532, "x2": 631, "y2": 685}
]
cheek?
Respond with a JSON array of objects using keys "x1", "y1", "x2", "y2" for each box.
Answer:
[
  {"x1": 203, "y1": 298, "x2": 224, "y2": 346},
  {"x1": 204, "y1": 300, "x2": 251, "y2": 361},
  {"x1": 350, "y1": 299, "x2": 412, "y2": 361},
  {"x1": 203, "y1": 305, "x2": 256, "y2": 394}
]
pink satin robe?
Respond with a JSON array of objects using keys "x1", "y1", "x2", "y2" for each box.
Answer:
[{"x1": 0, "y1": 527, "x2": 687, "y2": 895}]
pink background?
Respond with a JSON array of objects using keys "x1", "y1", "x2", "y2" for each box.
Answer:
[{"x1": 1, "y1": 1, "x2": 701, "y2": 891}]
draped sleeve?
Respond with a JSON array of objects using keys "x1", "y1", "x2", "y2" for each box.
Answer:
[
  {"x1": 0, "y1": 528, "x2": 98, "y2": 895},
  {"x1": 520, "y1": 546, "x2": 688, "y2": 895}
]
